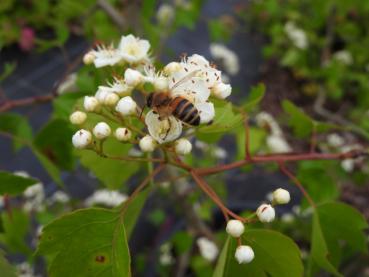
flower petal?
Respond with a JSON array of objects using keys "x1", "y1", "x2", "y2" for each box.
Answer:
[{"x1": 195, "y1": 101, "x2": 215, "y2": 124}]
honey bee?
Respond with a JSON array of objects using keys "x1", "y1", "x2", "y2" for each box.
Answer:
[{"x1": 145, "y1": 70, "x2": 201, "y2": 127}]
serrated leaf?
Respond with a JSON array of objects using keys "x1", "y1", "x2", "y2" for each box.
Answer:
[
  {"x1": 216, "y1": 229, "x2": 303, "y2": 277},
  {"x1": 37, "y1": 208, "x2": 130, "y2": 277},
  {"x1": 243, "y1": 83, "x2": 265, "y2": 111},
  {"x1": 0, "y1": 113, "x2": 32, "y2": 151},
  {"x1": 0, "y1": 171, "x2": 39, "y2": 195},
  {"x1": 77, "y1": 139, "x2": 139, "y2": 189},
  {"x1": 0, "y1": 250, "x2": 16, "y2": 277},
  {"x1": 198, "y1": 102, "x2": 243, "y2": 134}
]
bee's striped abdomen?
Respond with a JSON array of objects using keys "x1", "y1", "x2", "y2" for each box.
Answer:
[{"x1": 172, "y1": 97, "x2": 200, "y2": 126}]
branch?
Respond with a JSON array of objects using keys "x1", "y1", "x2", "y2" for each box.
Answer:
[{"x1": 96, "y1": 0, "x2": 126, "y2": 30}]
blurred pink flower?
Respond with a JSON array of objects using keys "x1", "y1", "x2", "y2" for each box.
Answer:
[{"x1": 19, "y1": 27, "x2": 35, "y2": 51}]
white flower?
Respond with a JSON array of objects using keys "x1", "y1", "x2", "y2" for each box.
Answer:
[
  {"x1": 174, "y1": 138, "x2": 192, "y2": 155},
  {"x1": 212, "y1": 82, "x2": 232, "y2": 99},
  {"x1": 272, "y1": 188, "x2": 291, "y2": 205},
  {"x1": 267, "y1": 135, "x2": 292, "y2": 153},
  {"x1": 139, "y1": 135, "x2": 157, "y2": 152},
  {"x1": 333, "y1": 50, "x2": 353, "y2": 65},
  {"x1": 91, "y1": 45, "x2": 122, "y2": 68},
  {"x1": 256, "y1": 204, "x2": 275, "y2": 223},
  {"x1": 95, "y1": 86, "x2": 111, "y2": 103},
  {"x1": 197, "y1": 237, "x2": 219, "y2": 262},
  {"x1": 85, "y1": 189, "x2": 128, "y2": 207},
  {"x1": 124, "y1": 68, "x2": 144, "y2": 87},
  {"x1": 235, "y1": 245, "x2": 255, "y2": 264},
  {"x1": 115, "y1": 127, "x2": 132, "y2": 142},
  {"x1": 22, "y1": 181, "x2": 45, "y2": 213},
  {"x1": 226, "y1": 220, "x2": 245, "y2": 238},
  {"x1": 145, "y1": 110, "x2": 182, "y2": 144},
  {"x1": 212, "y1": 147, "x2": 227, "y2": 159},
  {"x1": 157, "y1": 4, "x2": 175, "y2": 25},
  {"x1": 163, "y1": 62, "x2": 182, "y2": 75},
  {"x1": 118, "y1": 34, "x2": 151, "y2": 64},
  {"x1": 57, "y1": 73, "x2": 77, "y2": 95},
  {"x1": 49, "y1": 191, "x2": 70, "y2": 204},
  {"x1": 281, "y1": 213, "x2": 295, "y2": 223},
  {"x1": 83, "y1": 51, "x2": 95, "y2": 64},
  {"x1": 284, "y1": 22, "x2": 308, "y2": 49},
  {"x1": 69, "y1": 111, "x2": 87, "y2": 125},
  {"x1": 341, "y1": 159, "x2": 354, "y2": 172},
  {"x1": 210, "y1": 43, "x2": 240, "y2": 75},
  {"x1": 142, "y1": 65, "x2": 169, "y2": 91},
  {"x1": 84, "y1": 96, "x2": 100, "y2": 112},
  {"x1": 159, "y1": 243, "x2": 174, "y2": 266},
  {"x1": 255, "y1": 112, "x2": 282, "y2": 136},
  {"x1": 23, "y1": 183, "x2": 43, "y2": 199},
  {"x1": 327, "y1": 133, "x2": 344, "y2": 148},
  {"x1": 115, "y1": 96, "x2": 137, "y2": 116},
  {"x1": 72, "y1": 129, "x2": 92, "y2": 149},
  {"x1": 93, "y1": 122, "x2": 111, "y2": 140}
]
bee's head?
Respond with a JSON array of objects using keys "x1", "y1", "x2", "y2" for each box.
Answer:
[{"x1": 146, "y1": 93, "x2": 154, "y2": 108}]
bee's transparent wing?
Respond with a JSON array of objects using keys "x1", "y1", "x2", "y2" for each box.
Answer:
[{"x1": 170, "y1": 70, "x2": 201, "y2": 91}]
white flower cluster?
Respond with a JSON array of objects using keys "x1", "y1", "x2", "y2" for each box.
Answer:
[
  {"x1": 72, "y1": 34, "x2": 233, "y2": 155},
  {"x1": 284, "y1": 21, "x2": 308, "y2": 50},
  {"x1": 84, "y1": 189, "x2": 128, "y2": 207},
  {"x1": 256, "y1": 112, "x2": 291, "y2": 153}
]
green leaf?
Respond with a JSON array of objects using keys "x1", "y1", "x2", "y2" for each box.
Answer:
[
  {"x1": 242, "y1": 83, "x2": 265, "y2": 112},
  {"x1": 198, "y1": 101, "x2": 243, "y2": 134},
  {"x1": 311, "y1": 210, "x2": 342, "y2": 277},
  {"x1": 0, "y1": 250, "x2": 16, "y2": 277},
  {"x1": 31, "y1": 146, "x2": 63, "y2": 187},
  {"x1": 0, "y1": 113, "x2": 32, "y2": 151},
  {"x1": 37, "y1": 208, "x2": 131, "y2": 277},
  {"x1": 0, "y1": 171, "x2": 39, "y2": 195},
  {"x1": 217, "y1": 229, "x2": 303, "y2": 277},
  {"x1": 282, "y1": 100, "x2": 313, "y2": 138},
  {"x1": 77, "y1": 139, "x2": 139, "y2": 189},
  {"x1": 0, "y1": 62, "x2": 16, "y2": 83},
  {"x1": 52, "y1": 92, "x2": 86, "y2": 120},
  {"x1": 213, "y1": 236, "x2": 231, "y2": 277},
  {"x1": 0, "y1": 209, "x2": 31, "y2": 255},
  {"x1": 34, "y1": 119, "x2": 75, "y2": 170}
]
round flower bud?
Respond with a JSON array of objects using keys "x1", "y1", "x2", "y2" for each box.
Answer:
[
  {"x1": 72, "y1": 129, "x2": 92, "y2": 149},
  {"x1": 115, "y1": 127, "x2": 132, "y2": 142},
  {"x1": 93, "y1": 122, "x2": 111, "y2": 140},
  {"x1": 235, "y1": 245, "x2": 254, "y2": 264},
  {"x1": 174, "y1": 138, "x2": 192, "y2": 155},
  {"x1": 196, "y1": 237, "x2": 219, "y2": 262},
  {"x1": 83, "y1": 51, "x2": 95, "y2": 64},
  {"x1": 272, "y1": 188, "x2": 291, "y2": 205},
  {"x1": 84, "y1": 96, "x2": 99, "y2": 112},
  {"x1": 212, "y1": 83, "x2": 232, "y2": 99},
  {"x1": 163, "y1": 62, "x2": 181, "y2": 74},
  {"x1": 104, "y1": 92, "x2": 119, "y2": 106},
  {"x1": 69, "y1": 111, "x2": 87, "y2": 125},
  {"x1": 226, "y1": 220, "x2": 245, "y2": 238},
  {"x1": 139, "y1": 135, "x2": 156, "y2": 152},
  {"x1": 256, "y1": 204, "x2": 275, "y2": 223},
  {"x1": 124, "y1": 68, "x2": 143, "y2": 87},
  {"x1": 115, "y1": 96, "x2": 137, "y2": 116},
  {"x1": 154, "y1": 77, "x2": 169, "y2": 92}
]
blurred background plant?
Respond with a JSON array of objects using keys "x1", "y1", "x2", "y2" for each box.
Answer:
[{"x1": 0, "y1": 1, "x2": 368, "y2": 277}]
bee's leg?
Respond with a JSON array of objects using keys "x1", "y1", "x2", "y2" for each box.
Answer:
[
  {"x1": 139, "y1": 105, "x2": 146, "y2": 119},
  {"x1": 163, "y1": 118, "x2": 171, "y2": 140}
]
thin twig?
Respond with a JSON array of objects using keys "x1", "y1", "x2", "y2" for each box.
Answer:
[{"x1": 97, "y1": 0, "x2": 126, "y2": 30}]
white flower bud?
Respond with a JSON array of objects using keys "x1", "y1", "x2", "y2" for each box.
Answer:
[
  {"x1": 197, "y1": 237, "x2": 219, "y2": 262},
  {"x1": 84, "y1": 96, "x2": 99, "y2": 112},
  {"x1": 174, "y1": 138, "x2": 192, "y2": 155},
  {"x1": 163, "y1": 62, "x2": 181, "y2": 74},
  {"x1": 95, "y1": 88, "x2": 109, "y2": 103},
  {"x1": 272, "y1": 188, "x2": 291, "y2": 205},
  {"x1": 124, "y1": 68, "x2": 143, "y2": 87},
  {"x1": 267, "y1": 135, "x2": 291, "y2": 153},
  {"x1": 256, "y1": 204, "x2": 275, "y2": 223},
  {"x1": 115, "y1": 96, "x2": 137, "y2": 116},
  {"x1": 72, "y1": 129, "x2": 92, "y2": 149},
  {"x1": 93, "y1": 122, "x2": 111, "y2": 140},
  {"x1": 153, "y1": 77, "x2": 169, "y2": 92},
  {"x1": 139, "y1": 135, "x2": 156, "y2": 152},
  {"x1": 212, "y1": 83, "x2": 232, "y2": 99},
  {"x1": 235, "y1": 245, "x2": 254, "y2": 264},
  {"x1": 104, "y1": 92, "x2": 119, "y2": 106},
  {"x1": 115, "y1": 127, "x2": 132, "y2": 142},
  {"x1": 69, "y1": 111, "x2": 87, "y2": 125},
  {"x1": 83, "y1": 51, "x2": 95, "y2": 64},
  {"x1": 226, "y1": 220, "x2": 245, "y2": 238}
]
